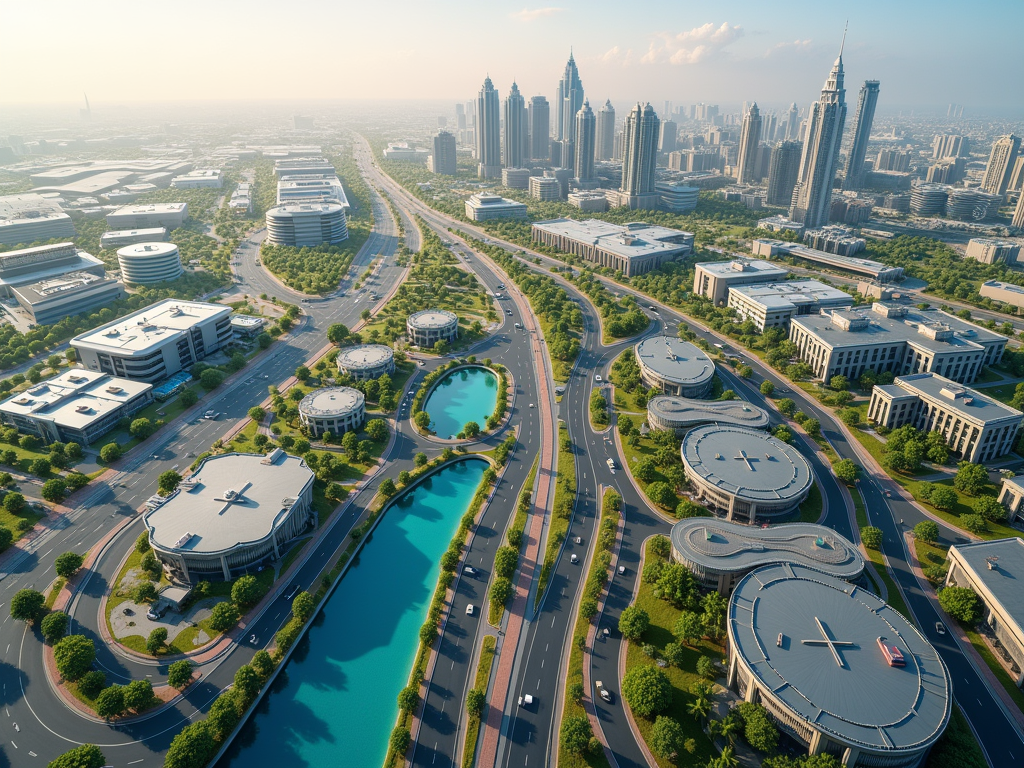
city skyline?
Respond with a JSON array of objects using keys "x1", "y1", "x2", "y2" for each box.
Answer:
[{"x1": 1, "y1": 1, "x2": 1021, "y2": 112}]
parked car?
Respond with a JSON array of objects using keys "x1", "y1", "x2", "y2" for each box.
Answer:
[{"x1": 147, "y1": 602, "x2": 168, "y2": 621}]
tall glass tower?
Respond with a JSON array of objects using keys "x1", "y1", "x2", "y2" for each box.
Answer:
[
  {"x1": 476, "y1": 77, "x2": 501, "y2": 179},
  {"x1": 843, "y1": 80, "x2": 880, "y2": 190}
]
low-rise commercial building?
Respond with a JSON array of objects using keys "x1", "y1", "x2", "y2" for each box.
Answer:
[
  {"x1": 752, "y1": 239, "x2": 904, "y2": 283},
  {"x1": 383, "y1": 143, "x2": 429, "y2": 162},
  {"x1": 727, "y1": 280, "x2": 854, "y2": 332},
  {"x1": 693, "y1": 259, "x2": 789, "y2": 306},
  {"x1": 337, "y1": 344, "x2": 395, "y2": 381},
  {"x1": 274, "y1": 157, "x2": 334, "y2": 177},
  {"x1": 0, "y1": 243, "x2": 106, "y2": 299},
  {"x1": 265, "y1": 202, "x2": 348, "y2": 246},
  {"x1": 635, "y1": 336, "x2": 715, "y2": 397},
  {"x1": 229, "y1": 183, "x2": 253, "y2": 215},
  {"x1": 670, "y1": 518, "x2": 863, "y2": 594},
  {"x1": 298, "y1": 387, "x2": 366, "y2": 437},
  {"x1": 276, "y1": 175, "x2": 349, "y2": 209},
  {"x1": 529, "y1": 176, "x2": 563, "y2": 201},
  {"x1": 0, "y1": 193, "x2": 76, "y2": 246},
  {"x1": 945, "y1": 538, "x2": 1024, "y2": 688},
  {"x1": 867, "y1": 373, "x2": 1022, "y2": 463},
  {"x1": 100, "y1": 228, "x2": 168, "y2": 249},
  {"x1": 532, "y1": 219, "x2": 693, "y2": 277},
  {"x1": 230, "y1": 315, "x2": 265, "y2": 338},
  {"x1": 145, "y1": 450, "x2": 316, "y2": 581},
  {"x1": 567, "y1": 191, "x2": 609, "y2": 212},
  {"x1": 0, "y1": 369, "x2": 152, "y2": 445},
  {"x1": 116, "y1": 242, "x2": 183, "y2": 284},
  {"x1": 756, "y1": 215, "x2": 805, "y2": 236},
  {"x1": 170, "y1": 169, "x2": 224, "y2": 189},
  {"x1": 407, "y1": 309, "x2": 459, "y2": 347},
  {"x1": 655, "y1": 182, "x2": 699, "y2": 213},
  {"x1": 12, "y1": 272, "x2": 124, "y2": 325},
  {"x1": 789, "y1": 303, "x2": 1007, "y2": 384},
  {"x1": 72, "y1": 299, "x2": 232, "y2": 383},
  {"x1": 501, "y1": 168, "x2": 531, "y2": 189},
  {"x1": 647, "y1": 396, "x2": 769, "y2": 434},
  {"x1": 803, "y1": 225, "x2": 866, "y2": 256},
  {"x1": 979, "y1": 280, "x2": 1024, "y2": 309},
  {"x1": 965, "y1": 238, "x2": 1020, "y2": 265},
  {"x1": 464, "y1": 194, "x2": 528, "y2": 221},
  {"x1": 106, "y1": 203, "x2": 188, "y2": 230},
  {"x1": 997, "y1": 477, "x2": 1024, "y2": 524}
]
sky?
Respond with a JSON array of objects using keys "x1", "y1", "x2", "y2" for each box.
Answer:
[{"x1": 2, "y1": 0, "x2": 1021, "y2": 112}]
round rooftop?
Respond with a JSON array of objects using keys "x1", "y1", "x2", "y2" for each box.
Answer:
[
  {"x1": 298, "y1": 387, "x2": 365, "y2": 418},
  {"x1": 671, "y1": 518, "x2": 863, "y2": 578},
  {"x1": 267, "y1": 202, "x2": 344, "y2": 216},
  {"x1": 681, "y1": 425, "x2": 812, "y2": 503},
  {"x1": 408, "y1": 308, "x2": 458, "y2": 329},
  {"x1": 116, "y1": 242, "x2": 179, "y2": 258},
  {"x1": 729, "y1": 563, "x2": 950, "y2": 752},
  {"x1": 648, "y1": 396, "x2": 770, "y2": 430},
  {"x1": 635, "y1": 337, "x2": 715, "y2": 386},
  {"x1": 337, "y1": 344, "x2": 394, "y2": 370}
]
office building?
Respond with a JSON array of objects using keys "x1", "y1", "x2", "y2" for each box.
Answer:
[
  {"x1": 107, "y1": 203, "x2": 187, "y2": 230},
  {"x1": 635, "y1": 336, "x2": 715, "y2": 397},
  {"x1": 72, "y1": 299, "x2": 233, "y2": 383},
  {"x1": 1014, "y1": 192, "x2": 1024, "y2": 229},
  {"x1": 803, "y1": 225, "x2": 866, "y2": 256},
  {"x1": 407, "y1": 309, "x2": 459, "y2": 347},
  {"x1": 736, "y1": 103, "x2": 762, "y2": 184},
  {"x1": 146, "y1": 450, "x2": 315, "y2": 582},
  {"x1": 728, "y1": 563, "x2": 950, "y2": 767},
  {"x1": 659, "y1": 120, "x2": 678, "y2": 154},
  {"x1": 528, "y1": 96, "x2": 550, "y2": 163},
  {"x1": 475, "y1": 77, "x2": 501, "y2": 179},
  {"x1": 502, "y1": 168, "x2": 530, "y2": 189},
  {"x1": 555, "y1": 52, "x2": 585, "y2": 173},
  {"x1": 0, "y1": 242, "x2": 107, "y2": 300},
  {"x1": 655, "y1": 182, "x2": 699, "y2": 213},
  {"x1": 932, "y1": 134, "x2": 969, "y2": 159},
  {"x1": 567, "y1": 191, "x2": 608, "y2": 212},
  {"x1": 298, "y1": 387, "x2": 366, "y2": 437},
  {"x1": 753, "y1": 239, "x2": 902, "y2": 282},
  {"x1": 693, "y1": 259, "x2": 790, "y2": 305},
  {"x1": 573, "y1": 101, "x2": 596, "y2": 185},
  {"x1": 998, "y1": 478, "x2": 1024, "y2": 523},
  {"x1": 946, "y1": 539, "x2": 1024, "y2": 688},
  {"x1": 980, "y1": 280, "x2": 1024, "y2": 309},
  {"x1": 790, "y1": 44, "x2": 848, "y2": 228},
  {"x1": 337, "y1": 344, "x2": 395, "y2": 381},
  {"x1": 874, "y1": 148, "x2": 912, "y2": 173},
  {"x1": 867, "y1": 373, "x2": 1023, "y2": 463},
  {"x1": 788, "y1": 302, "x2": 1007, "y2": 384},
  {"x1": 230, "y1": 316, "x2": 265, "y2": 339},
  {"x1": 116, "y1": 242, "x2": 183, "y2": 284},
  {"x1": 647, "y1": 396, "x2": 769, "y2": 435},
  {"x1": 784, "y1": 103, "x2": 800, "y2": 140},
  {"x1": 1009, "y1": 157, "x2": 1024, "y2": 192},
  {"x1": 613, "y1": 103, "x2": 660, "y2": 209},
  {"x1": 503, "y1": 82, "x2": 528, "y2": 170},
  {"x1": 671, "y1": 519, "x2": 862, "y2": 595},
  {"x1": 170, "y1": 169, "x2": 223, "y2": 189},
  {"x1": 276, "y1": 175, "x2": 349, "y2": 208},
  {"x1": 229, "y1": 183, "x2": 253, "y2": 215},
  {"x1": 464, "y1": 194, "x2": 527, "y2": 221},
  {"x1": 383, "y1": 143, "x2": 429, "y2": 162},
  {"x1": 13, "y1": 272, "x2": 124, "y2": 326},
  {"x1": 274, "y1": 157, "x2": 334, "y2": 177},
  {"x1": 0, "y1": 193, "x2": 76, "y2": 246},
  {"x1": 925, "y1": 157, "x2": 966, "y2": 185},
  {"x1": 429, "y1": 130, "x2": 458, "y2": 176},
  {"x1": 265, "y1": 202, "x2": 348, "y2": 246},
  {"x1": 101, "y1": 228, "x2": 168, "y2": 250},
  {"x1": 981, "y1": 135, "x2": 1021, "y2": 196},
  {"x1": 0, "y1": 369, "x2": 152, "y2": 446},
  {"x1": 532, "y1": 219, "x2": 693, "y2": 277},
  {"x1": 843, "y1": 80, "x2": 880, "y2": 190},
  {"x1": 596, "y1": 100, "x2": 615, "y2": 161},
  {"x1": 765, "y1": 141, "x2": 802, "y2": 207},
  {"x1": 529, "y1": 176, "x2": 562, "y2": 201},
  {"x1": 910, "y1": 184, "x2": 948, "y2": 216},
  {"x1": 946, "y1": 189, "x2": 1002, "y2": 221},
  {"x1": 728, "y1": 280, "x2": 853, "y2": 332},
  {"x1": 757, "y1": 215, "x2": 804, "y2": 236},
  {"x1": 965, "y1": 238, "x2": 1020, "y2": 265}
]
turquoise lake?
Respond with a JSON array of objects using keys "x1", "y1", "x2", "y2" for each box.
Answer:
[
  {"x1": 220, "y1": 458, "x2": 488, "y2": 767},
  {"x1": 423, "y1": 366, "x2": 499, "y2": 439}
]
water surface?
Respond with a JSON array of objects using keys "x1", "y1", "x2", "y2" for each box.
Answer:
[{"x1": 423, "y1": 366, "x2": 498, "y2": 439}]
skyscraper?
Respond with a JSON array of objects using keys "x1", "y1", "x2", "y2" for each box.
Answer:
[
  {"x1": 790, "y1": 39, "x2": 849, "y2": 228},
  {"x1": 555, "y1": 52, "x2": 585, "y2": 172},
  {"x1": 503, "y1": 82, "x2": 528, "y2": 169},
  {"x1": 476, "y1": 77, "x2": 501, "y2": 179},
  {"x1": 981, "y1": 135, "x2": 1021, "y2": 196},
  {"x1": 766, "y1": 141, "x2": 803, "y2": 207},
  {"x1": 932, "y1": 134, "x2": 969, "y2": 159},
  {"x1": 736, "y1": 103, "x2": 763, "y2": 184},
  {"x1": 1013, "y1": 192, "x2": 1024, "y2": 230},
  {"x1": 843, "y1": 80, "x2": 880, "y2": 190},
  {"x1": 573, "y1": 100, "x2": 596, "y2": 185},
  {"x1": 431, "y1": 130, "x2": 458, "y2": 175},
  {"x1": 455, "y1": 103, "x2": 466, "y2": 131},
  {"x1": 659, "y1": 120, "x2": 678, "y2": 154},
  {"x1": 616, "y1": 103, "x2": 660, "y2": 209},
  {"x1": 785, "y1": 103, "x2": 800, "y2": 140},
  {"x1": 528, "y1": 96, "x2": 550, "y2": 163},
  {"x1": 596, "y1": 100, "x2": 615, "y2": 161}
]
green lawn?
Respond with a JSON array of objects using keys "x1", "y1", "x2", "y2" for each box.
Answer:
[
  {"x1": 537, "y1": 424, "x2": 576, "y2": 606},
  {"x1": 797, "y1": 484, "x2": 823, "y2": 523},
  {"x1": 975, "y1": 381, "x2": 1018, "y2": 405},
  {"x1": 463, "y1": 634, "x2": 497, "y2": 768},
  {"x1": 973, "y1": 366, "x2": 1004, "y2": 384}
]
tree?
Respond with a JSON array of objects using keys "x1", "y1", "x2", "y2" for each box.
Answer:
[
  {"x1": 178, "y1": 388, "x2": 198, "y2": 407},
  {"x1": 209, "y1": 601, "x2": 240, "y2": 631},
  {"x1": 618, "y1": 415, "x2": 635, "y2": 436},
  {"x1": 961, "y1": 513, "x2": 987, "y2": 534},
  {"x1": 54, "y1": 551, "x2": 84, "y2": 579},
  {"x1": 975, "y1": 495, "x2": 1007, "y2": 522},
  {"x1": 953, "y1": 461, "x2": 988, "y2": 496},
  {"x1": 738, "y1": 702, "x2": 780, "y2": 753},
  {"x1": 833, "y1": 459, "x2": 858, "y2": 484},
  {"x1": 414, "y1": 411, "x2": 431, "y2": 430},
  {"x1": 327, "y1": 323, "x2": 350, "y2": 345},
  {"x1": 489, "y1": 577, "x2": 513, "y2": 607},
  {"x1": 132, "y1": 582, "x2": 157, "y2": 603},
  {"x1": 676, "y1": 499, "x2": 708, "y2": 519},
  {"x1": 661, "y1": 642, "x2": 686, "y2": 668},
  {"x1": 466, "y1": 688, "x2": 485, "y2": 718},
  {"x1": 839, "y1": 409, "x2": 861, "y2": 427},
  {"x1": 95, "y1": 686, "x2": 126, "y2": 719},
  {"x1": 3, "y1": 491, "x2": 24, "y2": 514},
  {"x1": 929, "y1": 486, "x2": 958, "y2": 511},
  {"x1": 462, "y1": 420, "x2": 481, "y2": 439},
  {"x1": 234, "y1": 664, "x2": 262, "y2": 702},
  {"x1": 41, "y1": 610, "x2": 69, "y2": 643},
  {"x1": 379, "y1": 478, "x2": 397, "y2": 498},
  {"x1": 398, "y1": 684, "x2": 421, "y2": 714},
  {"x1": 650, "y1": 716, "x2": 686, "y2": 760},
  {"x1": 645, "y1": 481, "x2": 676, "y2": 509},
  {"x1": 674, "y1": 611, "x2": 704, "y2": 646},
  {"x1": 206, "y1": 691, "x2": 242, "y2": 740},
  {"x1": 11, "y1": 588, "x2": 45, "y2": 622},
  {"x1": 47, "y1": 745, "x2": 105, "y2": 768},
  {"x1": 938, "y1": 585, "x2": 983, "y2": 624},
  {"x1": 231, "y1": 574, "x2": 263, "y2": 609},
  {"x1": 634, "y1": 457, "x2": 657, "y2": 483},
  {"x1": 41, "y1": 478, "x2": 68, "y2": 502},
  {"x1": 366, "y1": 418, "x2": 388, "y2": 441},
  {"x1": 494, "y1": 546, "x2": 519, "y2": 579},
  {"x1": 914, "y1": 520, "x2": 939, "y2": 543},
  {"x1": 167, "y1": 660, "x2": 194, "y2": 690},
  {"x1": 622, "y1": 664, "x2": 672, "y2": 718},
  {"x1": 830, "y1": 374, "x2": 848, "y2": 391},
  {"x1": 123, "y1": 679, "x2": 155, "y2": 712},
  {"x1": 776, "y1": 398, "x2": 796, "y2": 416},
  {"x1": 30, "y1": 457, "x2": 50, "y2": 476},
  {"x1": 292, "y1": 591, "x2": 315, "y2": 622},
  {"x1": 78, "y1": 671, "x2": 106, "y2": 698},
  {"x1": 129, "y1": 418, "x2": 154, "y2": 439},
  {"x1": 253, "y1": 433, "x2": 269, "y2": 449},
  {"x1": 772, "y1": 425, "x2": 793, "y2": 443},
  {"x1": 0, "y1": 526, "x2": 12, "y2": 551},
  {"x1": 146, "y1": 627, "x2": 168, "y2": 654},
  {"x1": 199, "y1": 369, "x2": 224, "y2": 390},
  {"x1": 165, "y1": 721, "x2": 217, "y2": 768},
  {"x1": 293, "y1": 438, "x2": 310, "y2": 455},
  {"x1": 414, "y1": 452, "x2": 428, "y2": 467},
  {"x1": 248, "y1": 406, "x2": 266, "y2": 422},
  {"x1": 860, "y1": 526, "x2": 883, "y2": 550},
  {"x1": 295, "y1": 365, "x2": 311, "y2": 382},
  {"x1": 560, "y1": 714, "x2": 593, "y2": 755},
  {"x1": 389, "y1": 725, "x2": 411, "y2": 756},
  {"x1": 53, "y1": 634, "x2": 95, "y2": 681},
  {"x1": 759, "y1": 379, "x2": 775, "y2": 396},
  {"x1": 618, "y1": 605, "x2": 650, "y2": 641},
  {"x1": 99, "y1": 443, "x2": 121, "y2": 463},
  {"x1": 696, "y1": 655, "x2": 716, "y2": 679}
]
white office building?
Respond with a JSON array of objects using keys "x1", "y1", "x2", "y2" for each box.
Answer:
[
  {"x1": 100, "y1": 228, "x2": 168, "y2": 249},
  {"x1": 0, "y1": 193, "x2": 76, "y2": 246},
  {"x1": 170, "y1": 169, "x2": 224, "y2": 189},
  {"x1": 276, "y1": 175, "x2": 349, "y2": 210},
  {"x1": 752, "y1": 239, "x2": 904, "y2": 283},
  {"x1": 274, "y1": 157, "x2": 334, "y2": 177},
  {"x1": 298, "y1": 387, "x2": 366, "y2": 437},
  {"x1": 979, "y1": 280, "x2": 1024, "y2": 309},
  {"x1": 407, "y1": 309, "x2": 459, "y2": 347},
  {"x1": 635, "y1": 336, "x2": 715, "y2": 397},
  {"x1": 727, "y1": 280, "x2": 854, "y2": 332},
  {"x1": 532, "y1": 219, "x2": 693, "y2": 277},
  {"x1": 464, "y1": 194, "x2": 528, "y2": 221},
  {"x1": 265, "y1": 203, "x2": 348, "y2": 246},
  {"x1": 13, "y1": 272, "x2": 124, "y2": 326},
  {"x1": 116, "y1": 242, "x2": 183, "y2": 284},
  {"x1": 693, "y1": 259, "x2": 790, "y2": 306},
  {"x1": 106, "y1": 203, "x2": 188, "y2": 230}
]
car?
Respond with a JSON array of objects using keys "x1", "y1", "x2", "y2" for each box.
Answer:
[
  {"x1": 529, "y1": 403, "x2": 535, "y2": 408},
  {"x1": 514, "y1": 322, "x2": 523, "y2": 329},
  {"x1": 418, "y1": 361, "x2": 425, "y2": 366},
  {"x1": 618, "y1": 565, "x2": 626, "y2": 575},
  {"x1": 606, "y1": 458, "x2": 617, "y2": 471},
  {"x1": 570, "y1": 554, "x2": 579, "y2": 564},
  {"x1": 147, "y1": 603, "x2": 167, "y2": 621},
  {"x1": 497, "y1": 283, "x2": 505, "y2": 289},
  {"x1": 466, "y1": 604, "x2": 475, "y2": 616},
  {"x1": 885, "y1": 490, "x2": 892, "y2": 498},
  {"x1": 204, "y1": 410, "x2": 219, "y2": 420},
  {"x1": 575, "y1": 536, "x2": 582, "y2": 545},
  {"x1": 596, "y1": 683, "x2": 614, "y2": 703},
  {"x1": 595, "y1": 375, "x2": 602, "y2": 382},
  {"x1": 713, "y1": 342, "x2": 724, "y2": 349},
  {"x1": 935, "y1": 622, "x2": 946, "y2": 635},
  {"x1": 284, "y1": 583, "x2": 301, "y2": 601},
  {"x1": 463, "y1": 566, "x2": 478, "y2": 576},
  {"x1": 506, "y1": 309, "x2": 513, "y2": 315},
  {"x1": 518, "y1": 694, "x2": 534, "y2": 707}
]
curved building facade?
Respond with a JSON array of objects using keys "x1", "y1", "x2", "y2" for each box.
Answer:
[
  {"x1": 647, "y1": 396, "x2": 770, "y2": 434},
  {"x1": 407, "y1": 309, "x2": 459, "y2": 348},
  {"x1": 670, "y1": 518, "x2": 864, "y2": 594},
  {"x1": 266, "y1": 202, "x2": 348, "y2": 247},
  {"x1": 337, "y1": 344, "x2": 395, "y2": 381},
  {"x1": 728, "y1": 563, "x2": 950, "y2": 767},
  {"x1": 116, "y1": 242, "x2": 183, "y2": 284},
  {"x1": 681, "y1": 425, "x2": 813, "y2": 522},
  {"x1": 298, "y1": 387, "x2": 365, "y2": 437},
  {"x1": 634, "y1": 336, "x2": 715, "y2": 397}
]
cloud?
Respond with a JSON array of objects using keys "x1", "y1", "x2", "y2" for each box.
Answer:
[
  {"x1": 766, "y1": 39, "x2": 813, "y2": 56},
  {"x1": 642, "y1": 22, "x2": 744, "y2": 65},
  {"x1": 601, "y1": 46, "x2": 635, "y2": 65},
  {"x1": 510, "y1": 7, "x2": 564, "y2": 22}
]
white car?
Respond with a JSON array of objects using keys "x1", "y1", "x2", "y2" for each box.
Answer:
[
  {"x1": 595, "y1": 375, "x2": 602, "y2": 383},
  {"x1": 518, "y1": 694, "x2": 534, "y2": 707},
  {"x1": 618, "y1": 565, "x2": 626, "y2": 575},
  {"x1": 466, "y1": 604, "x2": 475, "y2": 616}
]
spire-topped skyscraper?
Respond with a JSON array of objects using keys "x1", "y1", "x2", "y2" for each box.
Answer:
[
  {"x1": 736, "y1": 102, "x2": 763, "y2": 184},
  {"x1": 785, "y1": 103, "x2": 800, "y2": 140},
  {"x1": 614, "y1": 102, "x2": 660, "y2": 209},
  {"x1": 476, "y1": 76, "x2": 501, "y2": 179},
  {"x1": 503, "y1": 81, "x2": 528, "y2": 169},
  {"x1": 843, "y1": 80, "x2": 880, "y2": 190},
  {"x1": 555, "y1": 52, "x2": 585, "y2": 171},
  {"x1": 573, "y1": 100, "x2": 596, "y2": 185},
  {"x1": 790, "y1": 37, "x2": 849, "y2": 228}
]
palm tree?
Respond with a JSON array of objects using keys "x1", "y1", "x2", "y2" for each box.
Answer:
[
  {"x1": 706, "y1": 746, "x2": 739, "y2": 768},
  {"x1": 688, "y1": 695, "x2": 712, "y2": 721},
  {"x1": 718, "y1": 715, "x2": 742, "y2": 746}
]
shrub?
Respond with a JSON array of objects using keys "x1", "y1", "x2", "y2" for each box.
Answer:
[
  {"x1": 560, "y1": 714, "x2": 593, "y2": 755},
  {"x1": 938, "y1": 585, "x2": 983, "y2": 624},
  {"x1": 123, "y1": 679, "x2": 155, "y2": 712},
  {"x1": 167, "y1": 660, "x2": 194, "y2": 690},
  {"x1": 622, "y1": 664, "x2": 672, "y2": 718},
  {"x1": 913, "y1": 520, "x2": 939, "y2": 543},
  {"x1": 99, "y1": 443, "x2": 121, "y2": 463},
  {"x1": 3, "y1": 491, "x2": 24, "y2": 513},
  {"x1": 644, "y1": 481, "x2": 676, "y2": 509},
  {"x1": 47, "y1": 745, "x2": 105, "y2": 768},
  {"x1": 129, "y1": 418, "x2": 154, "y2": 439},
  {"x1": 389, "y1": 726, "x2": 411, "y2": 756},
  {"x1": 41, "y1": 610, "x2": 69, "y2": 643},
  {"x1": 41, "y1": 478, "x2": 68, "y2": 502},
  {"x1": 860, "y1": 526, "x2": 883, "y2": 550},
  {"x1": 960, "y1": 513, "x2": 987, "y2": 534},
  {"x1": 650, "y1": 715, "x2": 686, "y2": 759},
  {"x1": 146, "y1": 627, "x2": 168, "y2": 654},
  {"x1": 78, "y1": 670, "x2": 106, "y2": 698},
  {"x1": 132, "y1": 582, "x2": 157, "y2": 603},
  {"x1": 231, "y1": 574, "x2": 264, "y2": 609}
]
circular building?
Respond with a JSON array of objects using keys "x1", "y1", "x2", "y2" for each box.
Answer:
[
  {"x1": 298, "y1": 386, "x2": 365, "y2": 438},
  {"x1": 116, "y1": 242, "x2": 183, "y2": 284},
  {"x1": 648, "y1": 395, "x2": 770, "y2": 434},
  {"x1": 681, "y1": 424, "x2": 813, "y2": 522},
  {"x1": 144, "y1": 449, "x2": 316, "y2": 581},
  {"x1": 407, "y1": 309, "x2": 459, "y2": 348},
  {"x1": 728, "y1": 563, "x2": 951, "y2": 767},
  {"x1": 634, "y1": 336, "x2": 714, "y2": 397},
  {"x1": 670, "y1": 518, "x2": 864, "y2": 595},
  {"x1": 266, "y1": 202, "x2": 348, "y2": 247},
  {"x1": 338, "y1": 344, "x2": 395, "y2": 381}
]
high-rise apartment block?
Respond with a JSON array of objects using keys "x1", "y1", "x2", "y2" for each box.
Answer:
[
  {"x1": 430, "y1": 130, "x2": 458, "y2": 176},
  {"x1": 766, "y1": 141, "x2": 803, "y2": 207},
  {"x1": 981, "y1": 135, "x2": 1021, "y2": 196},
  {"x1": 784, "y1": 103, "x2": 800, "y2": 140},
  {"x1": 573, "y1": 101, "x2": 596, "y2": 185},
  {"x1": 1013, "y1": 193, "x2": 1024, "y2": 229},
  {"x1": 932, "y1": 134, "x2": 969, "y2": 159},
  {"x1": 659, "y1": 120, "x2": 678, "y2": 154},
  {"x1": 503, "y1": 82, "x2": 528, "y2": 169},
  {"x1": 596, "y1": 100, "x2": 615, "y2": 161},
  {"x1": 476, "y1": 77, "x2": 501, "y2": 179},
  {"x1": 843, "y1": 80, "x2": 879, "y2": 190},
  {"x1": 528, "y1": 96, "x2": 550, "y2": 163},
  {"x1": 736, "y1": 103, "x2": 763, "y2": 184},
  {"x1": 614, "y1": 103, "x2": 660, "y2": 210}
]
